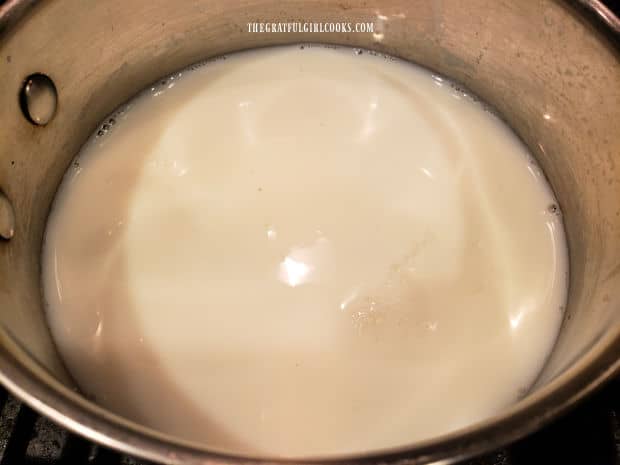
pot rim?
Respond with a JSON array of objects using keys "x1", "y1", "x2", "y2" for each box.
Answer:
[{"x1": 0, "y1": 1, "x2": 618, "y2": 464}]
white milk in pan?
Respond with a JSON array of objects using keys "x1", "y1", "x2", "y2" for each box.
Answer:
[{"x1": 43, "y1": 45, "x2": 568, "y2": 456}]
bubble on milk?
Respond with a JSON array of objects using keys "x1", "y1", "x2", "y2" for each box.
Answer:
[{"x1": 547, "y1": 203, "x2": 562, "y2": 216}]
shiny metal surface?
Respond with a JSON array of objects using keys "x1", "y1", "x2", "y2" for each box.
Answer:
[
  {"x1": 0, "y1": 1, "x2": 618, "y2": 464},
  {"x1": 575, "y1": 0, "x2": 620, "y2": 35},
  {"x1": 0, "y1": 191, "x2": 15, "y2": 240},
  {"x1": 20, "y1": 73, "x2": 57, "y2": 125}
]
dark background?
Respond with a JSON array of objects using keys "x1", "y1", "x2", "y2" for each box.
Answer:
[{"x1": 604, "y1": 0, "x2": 620, "y2": 15}]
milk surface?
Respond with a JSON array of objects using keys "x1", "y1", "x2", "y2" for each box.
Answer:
[{"x1": 43, "y1": 45, "x2": 568, "y2": 457}]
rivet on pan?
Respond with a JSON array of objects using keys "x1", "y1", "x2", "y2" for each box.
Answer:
[
  {"x1": 0, "y1": 192, "x2": 15, "y2": 240},
  {"x1": 20, "y1": 73, "x2": 58, "y2": 126}
]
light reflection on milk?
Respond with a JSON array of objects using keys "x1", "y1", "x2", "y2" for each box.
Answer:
[{"x1": 43, "y1": 45, "x2": 568, "y2": 457}]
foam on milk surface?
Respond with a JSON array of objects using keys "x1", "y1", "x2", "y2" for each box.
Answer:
[{"x1": 43, "y1": 45, "x2": 568, "y2": 456}]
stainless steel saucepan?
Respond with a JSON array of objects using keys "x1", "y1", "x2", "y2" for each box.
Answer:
[{"x1": 0, "y1": 0, "x2": 618, "y2": 463}]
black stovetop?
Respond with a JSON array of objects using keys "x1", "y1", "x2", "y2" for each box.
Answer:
[{"x1": 0, "y1": 378, "x2": 617, "y2": 465}]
